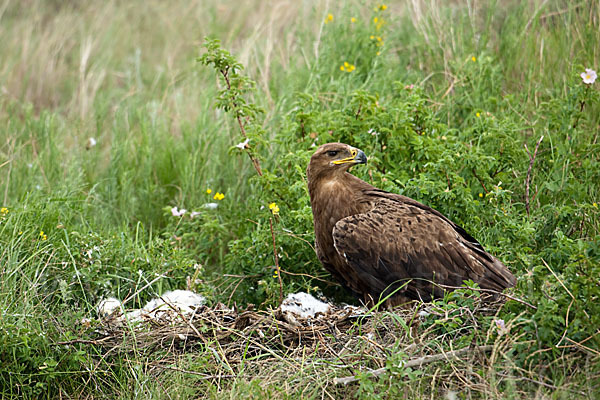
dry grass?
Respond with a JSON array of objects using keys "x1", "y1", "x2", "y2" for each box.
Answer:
[{"x1": 0, "y1": 0, "x2": 324, "y2": 119}]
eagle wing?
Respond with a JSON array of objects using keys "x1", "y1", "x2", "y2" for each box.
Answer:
[{"x1": 332, "y1": 193, "x2": 515, "y2": 302}]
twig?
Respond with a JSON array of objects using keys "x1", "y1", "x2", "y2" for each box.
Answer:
[
  {"x1": 563, "y1": 336, "x2": 600, "y2": 356},
  {"x1": 226, "y1": 275, "x2": 247, "y2": 307},
  {"x1": 151, "y1": 364, "x2": 236, "y2": 380},
  {"x1": 220, "y1": 67, "x2": 263, "y2": 176},
  {"x1": 540, "y1": 259, "x2": 574, "y2": 300},
  {"x1": 444, "y1": 170, "x2": 452, "y2": 191},
  {"x1": 278, "y1": 269, "x2": 339, "y2": 286},
  {"x1": 355, "y1": 103, "x2": 362, "y2": 119},
  {"x1": 122, "y1": 273, "x2": 167, "y2": 307},
  {"x1": 572, "y1": 85, "x2": 589, "y2": 129},
  {"x1": 471, "y1": 168, "x2": 488, "y2": 194},
  {"x1": 334, "y1": 345, "x2": 493, "y2": 385},
  {"x1": 269, "y1": 217, "x2": 283, "y2": 304},
  {"x1": 54, "y1": 337, "x2": 114, "y2": 346},
  {"x1": 524, "y1": 135, "x2": 544, "y2": 216}
]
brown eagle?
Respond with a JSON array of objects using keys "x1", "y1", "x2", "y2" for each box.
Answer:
[{"x1": 307, "y1": 142, "x2": 516, "y2": 306}]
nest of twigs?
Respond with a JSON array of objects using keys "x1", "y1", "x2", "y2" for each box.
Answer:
[
  {"x1": 78, "y1": 293, "x2": 525, "y2": 391},
  {"x1": 59, "y1": 291, "x2": 589, "y2": 397},
  {"x1": 93, "y1": 301, "x2": 373, "y2": 360}
]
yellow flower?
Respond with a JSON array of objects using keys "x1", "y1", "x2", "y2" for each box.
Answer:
[
  {"x1": 380, "y1": 4, "x2": 388, "y2": 10},
  {"x1": 340, "y1": 62, "x2": 355, "y2": 72},
  {"x1": 373, "y1": 17, "x2": 379, "y2": 23},
  {"x1": 269, "y1": 202, "x2": 280, "y2": 215},
  {"x1": 351, "y1": 17, "x2": 356, "y2": 23},
  {"x1": 472, "y1": 56, "x2": 477, "y2": 62},
  {"x1": 206, "y1": 188, "x2": 212, "y2": 194},
  {"x1": 40, "y1": 231, "x2": 47, "y2": 241},
  {"x1": 594, "y1": 202, "x2": 598, "y2": 208},
  {"x1": 476, "y1": 112, "x2": 481, "y2": 117},
  {"x1": 18, "y1": 231, "x2": 23, "y2": 235},
  {"x1": 325, "y1": 13, "x2": 333, "y2": 23},
  {"x1": 479, "y1": 193, "x2": 483, "y2": 198},
  {"x1": 213, "y1": 192, "x2": 225, "y2": 201},
  {"x1": 376, "y1": 51, "x2": 381, "y2": 56},
  {"x1": 0, "y1": 207, "x2": 7, "y2": 215},
  {"x1": 370, "y1": 35, "x2": 375, "y2": 40}
]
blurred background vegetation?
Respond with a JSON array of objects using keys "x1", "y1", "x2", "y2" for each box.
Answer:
[{"x1": 0, "y1": 0, "x2": 599, "y2": 397}]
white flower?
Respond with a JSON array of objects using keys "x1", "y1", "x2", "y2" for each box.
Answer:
[
  {"x1": 86, "y1": 137, "x2": 97, "y2": 150},
  {"x1": 494, "y1": 318, "x2": 509, "y2": 335},
  {"x1": 171, "y1": 206, "x2": 186, "y2": 217},
  {"x1": 368, "y1": 128, "x2": 379, "y2": 136},
  {"x1": 202, "y1": 203, "x2": 218, "y2": 210},
  {"x1": 235, "y1": 138, "x2": 250, "y2": 149},
  {"x1": 190, "y1": 211, "x2": 201, "y2": 218},
  {"x1": 581, "y1": 68, "x2": 597, "y2": 84}
]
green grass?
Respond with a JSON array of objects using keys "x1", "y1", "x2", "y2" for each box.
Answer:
[{"x1": 1, "y1": 0, "x2": 600, "y2": 398}]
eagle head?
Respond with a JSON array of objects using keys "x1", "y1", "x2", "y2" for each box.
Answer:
[{"x1": 307, "y1": 143, "x2": 367, "y2": 181}]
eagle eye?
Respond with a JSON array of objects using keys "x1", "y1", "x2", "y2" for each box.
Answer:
[{"x1": 326, "y1": 150, "x2": 339, "y2": 157}]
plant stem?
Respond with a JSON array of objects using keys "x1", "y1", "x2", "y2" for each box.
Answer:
[
  {"x1": 220, "y1": 68, "x2": 263, "y2": 176},
  {"x1": 269, "y1": 217, "x2": 283, "y2": 304}
]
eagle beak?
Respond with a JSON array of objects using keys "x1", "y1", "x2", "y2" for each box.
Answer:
[
  {"x1": 354, "y1": 149, "x2": 367, "y2": 164},
  {"x1": 332, "y1": 148, "x2": 368, "y2": 166}
]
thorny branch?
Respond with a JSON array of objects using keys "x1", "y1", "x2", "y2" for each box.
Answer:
[{"x1": 220, "y1": 67, "x2": 263, "y2": 176}]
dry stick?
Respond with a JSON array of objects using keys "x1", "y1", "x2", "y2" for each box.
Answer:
[
  {"x1": 150, "y1": 364, "x2": 235, "y2": 380},
  {"x1": 219, "y1": 67, "x2": 263, "y2": 176},
  {"x1": 334, "y1": 345, "x2": 493, "y2": 385},
  {"x1": 278, "y1": 269, "x2": 338, "y2": 286},
  {"x1": 269, "y1": 217, "x2": 284, "y2": 304},
  {"x1": 524, "y1": 135, "x2": 544, "y2": 216},
  {"x1": 121, "y1": 273, "x2": 167, "y2": 307},
  {"x1": 192, "y1": 311, "x2": 300, "y2": 368}
]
